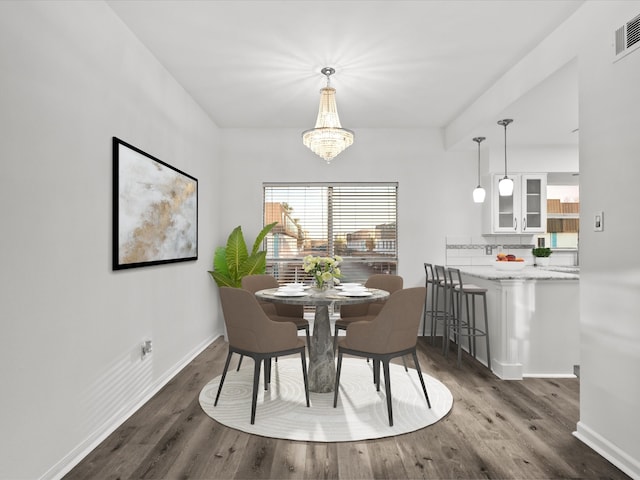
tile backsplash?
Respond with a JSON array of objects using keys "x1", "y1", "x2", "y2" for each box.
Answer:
[{"x1": 445, "y1": 235, "x2": 578, "y2": 267}]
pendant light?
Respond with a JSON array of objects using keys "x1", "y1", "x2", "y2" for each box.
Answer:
[
  {"x1": 497, "y1": 118, "x2": 514, "y2": 196},
  {"x1": 302, "y1": 67, "x2": 354, "y2": 164},
  {"x1": 472, "y1": 136, "x2": 486, "y2": 203}
]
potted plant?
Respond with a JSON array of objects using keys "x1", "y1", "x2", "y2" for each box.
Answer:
[
  {"x1": 532, "y1": 247, "x2": 552, "y2": 267},
  {"x1": 209, "y1": 222, "x2": 277, "y2": 287}
]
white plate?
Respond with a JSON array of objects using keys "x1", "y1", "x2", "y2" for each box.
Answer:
[
  {"x1": 285, "y1": 283, "x2": 308, "y2": 289},
  {"x1": 338, "y1": 291, "x2": 372, "y2": 297},
  {"x1": 339, "y1": 283, "x2": 363, "y2": 287},
  {"x1": 273, "y1": 291, "x2": 309, "y2": 297}
]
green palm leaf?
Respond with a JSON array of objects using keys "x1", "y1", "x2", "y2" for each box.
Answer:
[
  {"x1": 251, "y1": 222, "x2": 277, "y2": 255},
  {"x1": 225, "y1": 226, "x2": 248, "y2": 278},
  {"x1": 209, "y1": 269, "x2": 239, "y2": 288},
  {"x1": 212, "y1": 246, "x2": 229, "y2": 277},
  {"x1": 240, "y1": 251, "x2": 267, "y2": 278}
]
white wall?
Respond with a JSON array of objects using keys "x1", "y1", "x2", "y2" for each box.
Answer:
[
  {"x1": 0, "y1": 2, "x2": 223, "y2": 479},
  {"x1": 574, "y1": 2, "x2": 640, "y2": 478},
  {"x1": 487, "y1": 145, "x2": 579, "y2": 174},
  {"x1": 220, "y1": 127, "x2": 483, "y2": 288}
]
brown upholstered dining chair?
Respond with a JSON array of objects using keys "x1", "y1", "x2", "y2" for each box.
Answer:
[
  {"x1": 333, "y1": 274, "x2": 403, "y2": 352},
  {"x1": 215, "y1": 287, "x2": 310, "y2": 424},
  {"x1": 239, "y1": 274, "x2": 311, "y2": 370},
  {"x1": 333, "y1": 287, "x2": 431, "y2": 426},
  {"x1": 242, "y1": 274, "x2": 310, "y2": 343}
]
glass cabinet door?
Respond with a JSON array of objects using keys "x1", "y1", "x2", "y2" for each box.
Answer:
[
  {"x1": 497, "y1": 191, "x2": 516, "y2": 230},
  {"x1": 522, "y1": 175, "x2": 546, "y2": 233},
  {"x1": 493, "y1": 174, "x2": 520, "y2": 233}
]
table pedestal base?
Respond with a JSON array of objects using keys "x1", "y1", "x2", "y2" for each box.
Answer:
[{"x1": 308, "y1": 305, "x2": 336, "y2": 393}]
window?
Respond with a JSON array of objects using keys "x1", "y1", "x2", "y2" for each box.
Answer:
[{"x1": 263, "y1": 183, "x2": 398, "y2": 284}]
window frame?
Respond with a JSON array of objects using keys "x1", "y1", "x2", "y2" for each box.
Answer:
[{"x1": 262, "y1": 182, "x2": 398, "y2": 285}]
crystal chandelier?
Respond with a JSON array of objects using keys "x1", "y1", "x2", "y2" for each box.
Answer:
[
  {"x1": 472, "y1": 136, "x2": 486, "y2": 203},
  {"x1": 302, "y1": 67, "x2": 354, "y2": 163},
  {"x1": 497, "y1": 118, "x2": 514, "y2": 196}
]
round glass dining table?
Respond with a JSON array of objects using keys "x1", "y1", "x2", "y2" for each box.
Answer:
[{"x1": 255, "y1": 287, "x2": 389, "y2": 393}]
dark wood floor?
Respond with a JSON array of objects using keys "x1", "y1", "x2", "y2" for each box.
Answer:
[{"x1": 66, "y1": 337, "x2": 629, "y2": 480}]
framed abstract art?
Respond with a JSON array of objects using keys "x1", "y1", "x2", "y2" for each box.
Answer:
[{"x1": 112, "y1": 137, "x2": 198, "y2": 270}]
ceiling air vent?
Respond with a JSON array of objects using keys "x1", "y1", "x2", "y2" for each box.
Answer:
[{"x1": 614, "y1": 12, "x2": 640, "y2": 62}]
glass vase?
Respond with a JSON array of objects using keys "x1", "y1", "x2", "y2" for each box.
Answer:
[{"x1": 313, "y1": 278, "x2": 332, "y2": 291}]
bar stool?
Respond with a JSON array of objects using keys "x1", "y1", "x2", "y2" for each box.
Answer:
[
  {"x1": 444, "y1": 267, "x2": 469, "y2": 355},
  {"x1": 433, "y1": 265, "x2": 456, "y2": 353},
  {"x1": 422, "y1": 263, "x2": 438, "y2": 336},
  {"x1": 446, "y1": 267, "x2": 491, "y2": 370}
]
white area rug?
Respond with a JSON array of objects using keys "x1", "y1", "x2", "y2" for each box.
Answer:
[{"x1": 199, "y1": 357, "x2": 453, "y2": 442}]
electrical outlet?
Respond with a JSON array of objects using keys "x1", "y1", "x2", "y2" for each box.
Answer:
[
  {"x1": 485, "y1": 245, "x2": 493, "y2": 255},
  {"x1": 141, "y1": 340, "x2": 153, "y2": 358}
]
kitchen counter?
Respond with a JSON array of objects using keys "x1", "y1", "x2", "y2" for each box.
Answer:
[
  {"x1": 452, "y1": 266, "x2": 579, "y2": 380},
  {"x1": 459, "y1": 265, "x2": 578, "y2": 281}
]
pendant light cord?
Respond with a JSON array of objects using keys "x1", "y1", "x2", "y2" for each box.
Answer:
[
  {"x1": 478, "y1": 145, "x2": 482, "y2": 183},
  {"x1": 472, "y1": 136, "x2": 485, "y2": 184},
  {"x1": 497, "y1": 119, "x2": 513, "y2": 177},
  {"x1": 503, "y1": 123, "x2": 507, "y2": 176}
]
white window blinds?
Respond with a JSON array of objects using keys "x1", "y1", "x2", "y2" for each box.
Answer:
[{"x1": 263, "y1": 183, "x2": 398, "y2": 284}]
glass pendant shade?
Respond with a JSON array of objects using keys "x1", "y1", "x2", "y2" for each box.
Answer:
[
  {"x1": 473, "y1": 186, "x2": 486, "y2": 203},
  {"x1": 302, "y1": 68, "x2": 354, "y2": 164},
  {"x1": 498, "y1": 177, "x2": 514, "y2": 196}
]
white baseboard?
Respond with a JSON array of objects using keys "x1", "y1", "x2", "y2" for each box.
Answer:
[
  {"x1": 491, "y1": 359, "x2": 523, "y2": 380},
  {"x1": 43, "y1": 334, "x2": 220, "y2": 480},
  {"x1": 523, "y1": 373, "x2": 577, "y2": 379},
  {"x1": 574, "y1": 421, "x2": 640, "y2": 479}
]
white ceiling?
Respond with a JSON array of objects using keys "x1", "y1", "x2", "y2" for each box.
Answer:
[{"x1": 107, "y1": 0, "x2": 582, "y2": 148}]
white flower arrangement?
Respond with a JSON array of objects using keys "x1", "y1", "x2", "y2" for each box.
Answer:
[{"x1": 302, "y1": 255, "x2": 343, "y2": 288}]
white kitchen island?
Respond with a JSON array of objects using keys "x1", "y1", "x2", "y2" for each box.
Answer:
[{"x1": 456, "y1": 266, "x2": 579, "y2": 380}]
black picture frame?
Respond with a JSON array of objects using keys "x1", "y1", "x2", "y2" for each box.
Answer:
[{"x1": 112, "y1": 137, "x2": 198, "y2": 270}]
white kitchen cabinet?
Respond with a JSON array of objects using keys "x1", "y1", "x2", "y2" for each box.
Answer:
[{"x1": 484, "y1": 173, "x2": 547, "y2": 234}]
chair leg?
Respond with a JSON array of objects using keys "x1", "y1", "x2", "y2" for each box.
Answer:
[
  {"x1": 402, "y1": 355, "x2": 408, "y2": 372},
  {"x1": 300, "y1": 349, "x2": 310, "y2": 407},
  {"x1": 236, "y1": 354, "x2": 244, "y2": 371},
  {"x1": 458, "y1": 292, "x2": 469, "y2": 368},
  {"x1": 374, "y1": 359, "x2": 381, "y2": 390},
  {"x1": 382, "y1": 359, "x2": 393, "y2": 426},
  {"x1": 430, "y1": 285, "x2": 438, "y2": 345},
  {"x1": 214, "y1": 350, "x2": 233, "y2": 406},
  {"x1": 465, "y1": 294, "x2": 473, "y2": 355},
  {"x1": 443, "y1": 286, "x2": 451, "y2": 357},
  {"x1": 333, "y1": 351, "x2": 344, "y2": 407},
  {"x1": 457, "y1": 307, "x2": 464, "y2": 368},
  {"x1": 422, "y1": 286, "x2": 429, "y2": 336},
  {"x1": 333, "y1": 325, "x2": 339, "y2": 352},
  {"x1": 305, "y1": 326, "x2": 311, "y2": 354},
  {"x1": 483, "y1": 294, "x2": 491, "y2": 371},
  {"x1": 453, "y1": 288, "x2": 464, "y2": 367},
  {"x1": 472, "y1": 295, "x2": 479, "y2": 357},
  {"x1": 264, "y1": 357, "x2": 271, "y2": 390},
  {"x1": 412, "y1": 351, "x2": 431, "y2": 409},
  {"x1": 250, "y1": 358, "x2": 262, "y2": 424}
]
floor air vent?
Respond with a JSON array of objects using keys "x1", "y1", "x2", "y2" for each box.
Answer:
[{"x1": 614, "y1": 12, "x2": 640, "y2": 62}]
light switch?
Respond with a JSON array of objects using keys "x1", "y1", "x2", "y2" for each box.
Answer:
[{"x1": 594, "y1": 211, "x2": 604, "y2": 232}]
